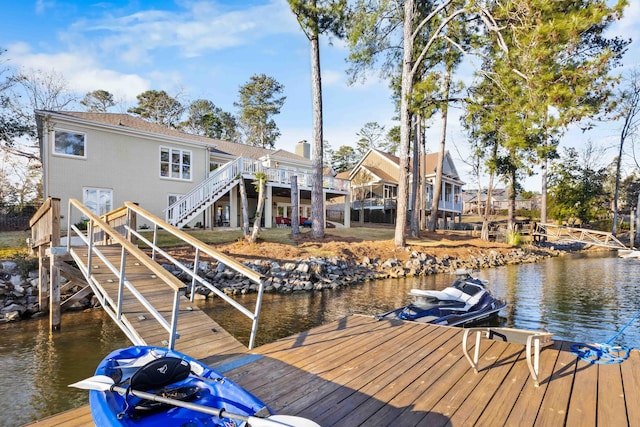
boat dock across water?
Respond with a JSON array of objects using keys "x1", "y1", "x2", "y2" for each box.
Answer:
[{"x1": 31, "y1": 314, "x2": 640, "y2": 427}]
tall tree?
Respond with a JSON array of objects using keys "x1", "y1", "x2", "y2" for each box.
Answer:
[
  {"x1": 331, "y1": 145, "x2": 358, "y2": 172},
  {"x1": 612, "y1": 70, "x2": 640, "y2": 236},
  {"x1": 463, "y1": 77, "x2": 503, "y2": 240},
  {"x1": 289, "y1": 0, "x2": 346, "y2": 238},
  {"x1": 380, "y1": 126, "x2": 400, "y2": 155},
  {"x1": 128, "y1": 90, "x2": 184, "y2": 128},
  {"x1": 235, "y1": 74, "x2": 286, "y2": 149},
  {"x1": 0, "y1": 49, "x2": 33, "y2": 158},
  {"x1": 180, "y1": 99, "x2": 240, "y2": 141},
  {"x1": 355, "y1": 121, "x2": 385, "y2": 156},
  {"x1": 248, "y1": 172, "x2": 268, "y2": 243},
  {"x1": 348, "y1": 0, "x2": 475, "y2": 246},
  {"x1": 417, "y1": 1, "x2": 467, "y2": 232},
  {"x1": 548, "y1": 144, "x2": 609, "y2": 226},
  {"x1": 80, "y1": 89, "x2": 116, "y2": 112},
  {"x1": 9, "y1": 67, "x2": 78, "y2": 160},
  {"x1": 475, "y1": 0, "x2": 628, "y2": 230}
]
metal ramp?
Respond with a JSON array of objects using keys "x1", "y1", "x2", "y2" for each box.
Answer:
[
  {"x1": 533, "y1": 223, "x2": 629, "y2": 250},
  {"x1": 30, "y1": 198, "x2": 267, "y2": 356}
]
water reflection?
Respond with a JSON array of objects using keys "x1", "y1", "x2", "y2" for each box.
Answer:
[
  {"x1": 0, "y1": 311, "x2": 129, "y2": 427},
  {"x1": 195, "y1": 274, "x2": 454, "y2": 348},
  {"x1": 481, "y1": 252, "x2": 640, "y2": 346},
  {"x1": 2, "y1": 252, "x2": 639, "y2": 426}
]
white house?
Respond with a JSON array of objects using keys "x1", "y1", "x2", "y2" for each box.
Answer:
[{"x1": 35, "y1": 110, "x2": 350, "y2": 230}]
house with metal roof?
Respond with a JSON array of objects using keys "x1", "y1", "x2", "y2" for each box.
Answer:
[{"x1": 35, "y1": 110, "x2": 350, "y2": 230}]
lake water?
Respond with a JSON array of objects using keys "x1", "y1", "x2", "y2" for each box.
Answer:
[{"x1": 2, "y1": 251, "x2": 639, "y2": 426}]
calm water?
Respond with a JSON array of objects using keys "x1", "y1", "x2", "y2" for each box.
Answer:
[{"x1": 2, "y1": 252, "x2": 639, "y2": 426}]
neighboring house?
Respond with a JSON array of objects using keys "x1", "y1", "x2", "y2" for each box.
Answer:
[
  {"x1": 35, "y1": 110, "x2": 350, "y2": 230},
  {"x1": 344, "y1": 149, "x2": 464, "y2": 227},
  {"x1": 463, "y1": 188, "x2": 537, "y2": 214}
]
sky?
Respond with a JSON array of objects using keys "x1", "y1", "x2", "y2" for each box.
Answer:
[{"x1": 1, "y1": 0, "x2": 639, "y2": 191}]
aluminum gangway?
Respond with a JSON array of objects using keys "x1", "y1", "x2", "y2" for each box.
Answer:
[{"x1": 533, "y1": 223, "x2": 629, "y2": 250}]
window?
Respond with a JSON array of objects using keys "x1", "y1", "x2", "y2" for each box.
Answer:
[
  {"x1": 54, "y1": 130, "x2": 86, "y2": 157},
  {"x1": 383, "y1": 185, "x2": 397, "y2": 199},
  {"x1": 83, "y1": 188, "x2": 112, "y2": 216},
  {"x1": 167, "y1": 194, "x2": 182, "y2": 206},
  {"x1": 160, "y1": 147, "x2": 191, "y2": 180},
  {"x1": 210, "y1": 161, "x2": 223, "y2": 172}
]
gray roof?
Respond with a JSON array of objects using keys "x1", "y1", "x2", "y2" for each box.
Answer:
[{"x1": 39, "y1": 111, "x2": 308, "y2": 162}]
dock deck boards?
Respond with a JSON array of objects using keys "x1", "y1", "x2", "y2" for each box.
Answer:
[{"x1": 28, "y1": 315, "x2": 640, "y2": 427}]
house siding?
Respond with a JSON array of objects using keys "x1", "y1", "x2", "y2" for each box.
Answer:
[
  {"x1": 37, "y1": 111, "x2": 351, "y2": 230},
  {"x1": 361, "y1": 151, "x2": 400, "y2": 181},
  {"x1": 42, "y1": 116, "x2": 209, "y2": 228}
]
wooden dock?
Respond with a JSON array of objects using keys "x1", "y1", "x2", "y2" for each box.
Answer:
[{"x1": 28, "y1": 315, "x2": 640, "y2": 427}]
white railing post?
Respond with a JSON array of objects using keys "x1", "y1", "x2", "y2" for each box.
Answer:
[
  {"x1": 190, "y1": 248, "x2": 200, "y2": 303},
  {"x1": 116, "y1": 246, "x2": 127, "y2": 322},
  {"x1": 168, "y1": 290, "x2": 181, "y2": 349}
]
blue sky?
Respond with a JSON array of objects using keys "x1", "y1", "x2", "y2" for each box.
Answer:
[{"x1": 2, "y1": 0, "x2": 639, "y2": 190}]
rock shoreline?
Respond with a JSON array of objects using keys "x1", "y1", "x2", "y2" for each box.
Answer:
[{"x1": 0, "y1": 242, "x2": 585, "y2": 323}]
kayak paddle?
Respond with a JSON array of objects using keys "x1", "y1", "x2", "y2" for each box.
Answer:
[{"x1": 70, "y1": 375, "x2": 320, "y2": 427}]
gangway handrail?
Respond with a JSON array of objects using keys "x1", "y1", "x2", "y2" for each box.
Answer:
[
  {"x1": 67, "y1": 199, "x2": 186, "y2": 349},
  {"x1": 121, "y1": 201, "x2": 266, "y2": 350},
  {"x1": 534, "y1": 223, "x2": 628, "y2": 250}
]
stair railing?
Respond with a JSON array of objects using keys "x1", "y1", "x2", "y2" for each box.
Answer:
[{"x1": 166, "y1": 157, "x2": 243, "y2": 225}]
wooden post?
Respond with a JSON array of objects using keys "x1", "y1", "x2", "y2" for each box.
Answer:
[
  {"x1": 49, "y1": 248, "x2": 61, "y2": 331},
  {"x1": 128, "y1": 206, "x2": 138, "y2": 245},
  {"x1": 38, "y1": 245, "x2": 49, "y2": 311},
  {"x1": 291, "y1": 176, "x2": 299, "y2": 239},
  {"x1": 50, "y1": 198, "x2": 60, "y2": 246},
  {"x1": 631, "y1": 210, "x2": 636, "y2": 250}
]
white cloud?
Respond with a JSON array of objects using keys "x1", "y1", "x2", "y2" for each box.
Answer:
[
  {"x1": 68, "y1": 0, "x2": 299, "y2": 64},
  {"x1": 7, "y1": 42, "x2": 149, "y2": 102},
  {"x1": 35, "y1": 0, "x2": 55, "y2": 15},
  {"x1": 616, "y1": 1, "x2": 640, "y2": 38},
  {"x1": 321, "y1": 69, "x2": 343, "y2": 86}
]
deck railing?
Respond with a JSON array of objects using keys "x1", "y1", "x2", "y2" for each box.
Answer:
[
  {"x1": 533, "y1": 223, "x2": 628, "y2": 250},
  {"x1": 166, "y1": 157, "x2": 350, "y2": 227},
  {"x1": 166, "y1": 157, "x2": 243, "y2": 226},
  {"x1": 351, "y1": 194, "x2": 463, "y2": 213}
]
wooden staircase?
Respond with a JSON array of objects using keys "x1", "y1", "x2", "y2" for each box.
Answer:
[{"x1": 166, "y1": 157, "x2": 245, "y2": 228}]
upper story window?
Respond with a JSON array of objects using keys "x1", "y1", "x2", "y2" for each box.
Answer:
[
  {"x1": 160, "y1": 147, "x2": 191, "y2": 180},
  {"x1": 54, "y1": 130, "x2": 86, "y2": 158}
]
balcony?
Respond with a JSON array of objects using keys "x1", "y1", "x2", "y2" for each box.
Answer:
[
  {"x1": 237, "y1": 159, "x2": 350, "y2": 192},
  {"x1": 352, "y1": 195, "x2": 463, "y2": 213},
  {"x1": 352, "y1": 197, "x2": 395, "y2": 210}
]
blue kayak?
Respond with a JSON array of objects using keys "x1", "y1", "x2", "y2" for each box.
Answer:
[{"x1": 89, "y1": 346, "x2": 272, "y2": 427}]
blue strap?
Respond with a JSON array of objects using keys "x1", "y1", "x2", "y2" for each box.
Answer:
[
  {"x1": 571, "y1": 343, "x2": 631, "y2": 364},
  {"x1": 571, "y1": 309, "x2": 639, "y2": 364}
]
